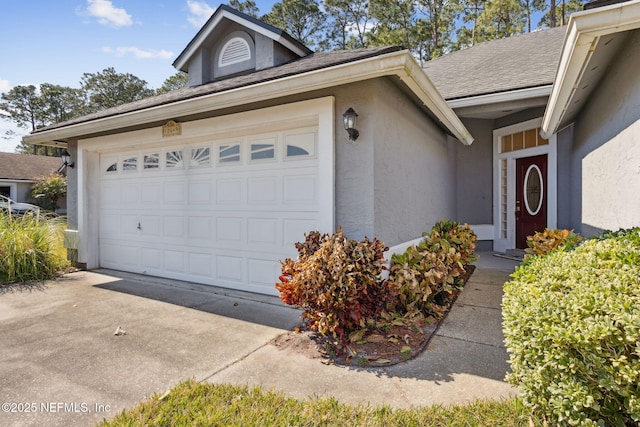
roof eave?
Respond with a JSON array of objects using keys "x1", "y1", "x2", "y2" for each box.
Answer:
[
  {"x1": 24, "y1": 50, "x2": 473, "y2": 147},
  {"x1": 447, "y1": 85, "x2": 553, "y2": 109},
  {"x1": 541, "y1": 0, "x2": 640, "y2": 138}
]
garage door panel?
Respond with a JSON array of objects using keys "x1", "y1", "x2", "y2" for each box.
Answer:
[
  {"x1": 216, "y1": 179, "x2": 243, "y2": 204},
  {"x1": 141, "y1": 247, "x2": 162, "y2": 270},
  {"x1": 216, "y1": 217, "x2": 243, "y2": 243},
  {"x1": 248, "y1": 258, "x2": 280, "y2": 288},
  {"x1": 140, "y1": 182, "x2": 163, "y2": 205},
  {"x1": 164, "y1": 250, "x2": 186, "y2": 273},
  {"x1": 247, "y1": 177, "x2": 279, "y2": 203},
  {"x1": 102, "y1": 242, "x2": 139, "y2": 268},
  {"x1": 164, "y1": 181, "x2": 187, "y2": 204},
  {"x1": 283, "y1": 175, "x2": 317, "y2": 204},
  {"x1": 163, "y1": 215, "x2": 186, "y2": 239},
  {"x1": 140, "y1": 215, "x2": 162, "y2": 237},
  {"x1": 247, "y1": 218, "x2": 279, "y2": 246},
  {"x1": 188, "y1": 252, "x2": 213, "y2": 277},
  {"x1": 188, "y1": 216, "x2": 214, "y2": 240},
  {"x1": 121, "y1": 184, "x2": 139, "y2": 204},
  {"x1": 188, "y1": 181, "x2": 213, "y2": 204},
  {"x1": 100, "y1": 213, "x2": 120, "y2": 235},
  {"x1": 217, "y1": 255, "x2": 244, "y2": 282},
  {"x1": 120, "y1": 214, "x2": 140, "y2": 236}
]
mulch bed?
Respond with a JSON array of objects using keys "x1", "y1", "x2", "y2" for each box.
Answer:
[{"x1": 273, "y1": 265, "x2": 475, "y2": 367}]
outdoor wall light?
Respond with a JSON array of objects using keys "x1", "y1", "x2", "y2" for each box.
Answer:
[
  {"x1": 343, "y1": 107, "x2": 359, "y2": 141},
  {"x1": 60, "y1": 149, "x2": 74, "y2": 169}
]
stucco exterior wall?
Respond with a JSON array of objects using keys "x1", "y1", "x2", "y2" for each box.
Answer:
[
  {"x1": 571, "y1": 30, "x2": 640, "y2": 236},
  {"x1": 456, "y1": 118, "x2": 494, "y2": 225},
  {"x1": 372, "y1": 78, "x2": 456, "y2": 246},
  {"x1": 333, "y1": 81, "x2": 376, "y2": 241},
  {"x1": 556, "y1": 124, "x2": 574, "y2": 230}
]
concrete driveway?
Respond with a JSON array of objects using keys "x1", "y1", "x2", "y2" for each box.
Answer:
[
  {"x1": 0, "y1": 253, "x2": 519, "y2": 427},
  {"x1": 0, "y1": 271, "x2": 301, "y2": 427}
]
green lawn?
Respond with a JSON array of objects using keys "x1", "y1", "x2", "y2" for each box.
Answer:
[{"x1": 98, "y1": 379, "x2": 542, "y2": 426}]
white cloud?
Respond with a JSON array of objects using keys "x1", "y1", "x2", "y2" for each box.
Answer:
[
  {"x1": 187, "y1": 0, "x2": 215, "y2": 27},
  {"x1": 102, "y1": 46, "x2": 174, "y2": 59},
  {"x1": 85, "y1": 0, "x2": 133, "y2": 27}
]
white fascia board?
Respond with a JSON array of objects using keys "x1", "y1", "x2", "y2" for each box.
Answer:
[
  {"x1": 174, "y1": 10, "x2": 307, "y2": 71},
  {"x1": 23, "y1": 51, "x2": 472, "y2": 147},
  {"x1": 447, "y1": 85, "x2": 552, "y2": 109},
  {"x1": 541, "y1": 0, "x2": 640, "y2": 138}
]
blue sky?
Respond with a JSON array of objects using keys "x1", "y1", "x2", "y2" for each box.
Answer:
[{"x1": 0, "y1": 0, "x2": 278, "y2": 152}]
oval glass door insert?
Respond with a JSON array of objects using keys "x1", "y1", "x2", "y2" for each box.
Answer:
[{"x1": 524, "y1": 164, "x2": 543, "y2": 215}]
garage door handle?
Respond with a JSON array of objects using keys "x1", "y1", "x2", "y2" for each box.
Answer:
[{"x1": 137, "y1": 222, "x2": 141, "y2": 230}]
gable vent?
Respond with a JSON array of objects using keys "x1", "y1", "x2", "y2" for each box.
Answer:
[{"x1": 219, "y1": 38, "x2": 251, "y2": 67}]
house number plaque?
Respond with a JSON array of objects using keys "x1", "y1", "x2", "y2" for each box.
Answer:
[{"x1": 162, "y1": 120, "x2": 182, "y2": 137}]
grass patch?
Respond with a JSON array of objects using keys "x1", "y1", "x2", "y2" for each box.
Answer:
[
  {"x1": 0, "y1": 212, "x2": 69, "y2": 285},
  {"x1": 99, "y1": 379, "x2": 542, "y2": 426}
]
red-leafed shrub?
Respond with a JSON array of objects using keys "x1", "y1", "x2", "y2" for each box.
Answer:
[{"x1": 276, "y1": 227, "x2": 391, "y2": 342}]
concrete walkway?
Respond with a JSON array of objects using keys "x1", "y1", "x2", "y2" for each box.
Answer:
[
  {"x1": 0, "y1": 252, "x2": 519, "y2": 427},
  {"x1": 207, "y1": 252, "x2": 521, "y2": 407}
]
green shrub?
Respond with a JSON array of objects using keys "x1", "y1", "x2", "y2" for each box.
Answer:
[
  {"x1": 0, "y1": 212, "x2": 69, "y2": 284},
  {"x1": 276, "y1": 227, "x2": 391, "y2": 342},
  {"x1": 386, "y1": 220, "x2": 478, "y2": 318},
  {"x1": 503, "y1": 228, "x2": 640, "y2": 426},
  {"x1": 525, "y1": 228, "x2": 583, "y2": 259}
]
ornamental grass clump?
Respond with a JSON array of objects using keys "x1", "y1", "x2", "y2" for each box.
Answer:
[
  {"x1": 276, "y1": 227, "x2": 391, "y2": 342},
  {"x1": 0, "y1": 212, "x2": 69, "y2": 284},
  {"x1": 503, "y1": 228, "x2": 640, "y2": 426}
]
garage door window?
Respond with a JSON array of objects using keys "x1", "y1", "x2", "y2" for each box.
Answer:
[
  {"x1": 285, "y1": 132, "x2": 315, "y2": 158},
  {"x1": 106, "y1": 162, "x2": 118, "y2": 173},
  {"x1": 191, "y1": 147, "x2": 211, "y2": 167},
  {"x1": 123, "y1": 157, "x2": 137, "y2": 171},
  {"x1": 219, "y1": 144, "x2": 240, "y2": 163},
  {"x1": 250, "y1": 143, "x2": 275, "y2": 161},
  {"x1": 166, "y1": 150, "x2": 184, "y2": 169},
  {"x1": 144, "y1": 153, "x2": 160, "y2": 169}
]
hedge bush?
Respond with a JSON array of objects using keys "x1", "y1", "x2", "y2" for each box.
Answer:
[
  {"x1": 275, "y1": 227, "x2": 392, "y2": 341},
  {"x1": 503, "y1": 228, "x2": 640, "y2": 426},
  {"x1": 386, "y1": 220, "x2": 478, "y2": 319}
]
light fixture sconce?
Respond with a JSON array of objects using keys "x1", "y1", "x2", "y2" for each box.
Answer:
[
  {"x1": 61, "y1": 149, "x2": 74, "y2": 169},
  {"x1": 342, "y1": 108, "x2": 359, "y2": 141}
]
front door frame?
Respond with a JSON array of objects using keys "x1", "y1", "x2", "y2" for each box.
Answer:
[{"x1": 493, "y1": 118, "x2": 557, "y2": 253}]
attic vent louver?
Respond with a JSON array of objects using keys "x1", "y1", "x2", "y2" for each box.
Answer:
[{"x1": 219, "y1": 38, "x2": 251, "y2": 67}]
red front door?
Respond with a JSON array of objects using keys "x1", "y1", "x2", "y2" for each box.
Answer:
[{"x1": 516, "y1": 154, "x2": 547, "y2": 249}]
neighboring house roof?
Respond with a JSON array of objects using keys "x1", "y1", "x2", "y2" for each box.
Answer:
[
  {"x1": 542, "y1": 0, "x2": 640, "y2": 137},
  {"x1": 25, "y1": 46, "x2": 474, "y2": 146},
  {"x1": 0, "y1": 152, "x2": 62, "y2": 181},
  {"x1": 173, "y1": 4, "x2": 312, "y2": 72},
  {"x1": 423, "y1": 27, "x2": 567, "y2": 101}
]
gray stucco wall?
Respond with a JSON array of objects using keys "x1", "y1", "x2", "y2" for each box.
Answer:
[
  {"x1": 371, "y1": 78, "x2": 456, "y2": 246},
  {"x1": 569, "y1": 30, "x2": 640, "y2": 236},
  {"x1": 556, "y1": 124, "x2": 573, "y2": 230},
  {"x1": 333, "y1": 81, "x2": 376, "y2": 242},
  {"x1": 455, "y1": 118, "x2": 494, "y2": 225}
]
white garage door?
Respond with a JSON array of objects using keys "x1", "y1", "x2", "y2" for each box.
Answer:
[{"x1": 98, "y1": 126, "x2": 325, "y2": 295}]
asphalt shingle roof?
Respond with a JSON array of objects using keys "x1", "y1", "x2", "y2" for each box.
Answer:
[
  {"x1": 33, "y1": 46, "x2": 403, "y2": 134},
  {"x1": 423, "y1": 27, "x2": 567, "y2": 100},
  {"x1": 0, "y1": 152, "x2": 62, "y2": 180}
]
